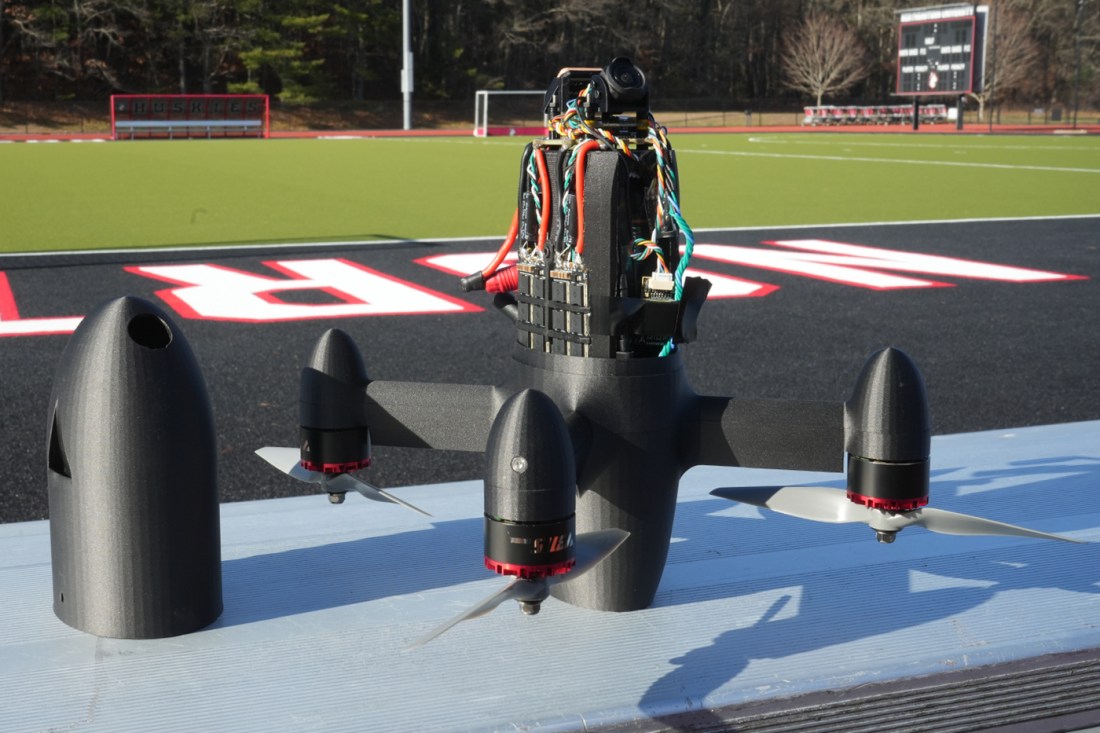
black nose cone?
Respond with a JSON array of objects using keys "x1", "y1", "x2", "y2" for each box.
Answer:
[{"x1": 47, "y1": 296, "x2": 221, "y2": 638}]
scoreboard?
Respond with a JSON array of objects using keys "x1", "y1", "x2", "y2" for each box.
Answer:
[{"x1": 896, "y1": 4, "x2": 988, "y2": 96}]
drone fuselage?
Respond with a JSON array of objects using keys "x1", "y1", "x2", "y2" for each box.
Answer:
[
  {"x1": 344, "y1": 343, "x2": 848, "y2": 612},
  {"x1": 297, "y1": 65, "x2": 930, "y2": 612}
]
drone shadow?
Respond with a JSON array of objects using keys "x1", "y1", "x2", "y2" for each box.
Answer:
[
  {"x1": 218, "y1": 513, "x2": 487, "y2": 627},
  {"x1": 639, "y1": 455, "x2": 1100, "y2": 729},
  {"x1": 216, "y1": 456, "x2": 1100, "y2": 634}
]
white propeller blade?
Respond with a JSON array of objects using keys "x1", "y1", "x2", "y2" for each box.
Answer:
[
  {"x1": 256, "y1": 445, "x2": 314, "y2": 478},
  {"x1": 711, "y1": 485, "x2": 1083, "y2": 543},
  {"x1": 409, "y1": 528, "x2": 629, "y2": 649},
  {"x1": 904, "y1": 507, "x2": 1083, "y2": 542},
  {"x1": 255, "y1": 446, "x2": 430, "y2": 517},
  {"x1": 564, "y1": 528, "x2": 631, "y2": 577},
  {"x1": 408, "y1": 579, "x2": 536, "y2": 649},
  {"x1": 711, "y1": 485, "x2": 867, "y2": 524},
  {"x1": 326, "y1": 473, "x2": 432, "y2": 516}
]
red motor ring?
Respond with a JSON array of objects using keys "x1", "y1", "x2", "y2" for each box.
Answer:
[
  {"x1": 485, "y1": 557, "x2": 576, "y2": 580},
  {"x1": 846, "y1": 490, "x2": 928, "y2": 512},
  {"x1": 300, "y1": 457, "x2": 372, "y2": 475},
  {"x1": 846, "y1": 455, "x2": 930, "y2": 512}
]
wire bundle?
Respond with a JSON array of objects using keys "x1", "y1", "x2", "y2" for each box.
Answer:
[
  {"x1": 629, "y1": 237, "x2": 670, "y2": 274},
  {"x1": 549, "y1": 85, "x2": 697, "y2": 356},
  {"x1": 475, "y1": 81, "x2": 696, "y2": 356},
  {"x1": 644, "y1": 118, "x2": 695, "y2": 303}
]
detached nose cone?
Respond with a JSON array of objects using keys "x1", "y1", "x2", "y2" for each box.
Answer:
[
  {"x1": 47, "y1": 297, "x2": 221, "y2": 638},
  {"x1": 844, "y1": 346, "x2": 932, "y2": 511}
]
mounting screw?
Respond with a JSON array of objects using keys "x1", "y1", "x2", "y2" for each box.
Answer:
[{"x1": 511, "y1": 456, "x2": 528, "y2": 474}]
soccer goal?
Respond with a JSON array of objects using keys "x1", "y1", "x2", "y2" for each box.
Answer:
[{"x1": 473, "y1": 90, "x2": 546, "y2": 137}]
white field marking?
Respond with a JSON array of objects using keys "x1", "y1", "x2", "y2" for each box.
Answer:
[
  {"x1": 3, "y1": 137, "x2": 108, "y2": 143},
  {"x1": 420, "y1": 252, "x2": 775, "y2": 298},
  {"x1": 746, "y1": 135, "x2": 1100, "y2": 152},
  {"x1": 129, "y1": 259, "x2": 475, "y2": 321},
  {"x1": 678, "y1": 147, "x2": 1100, "y2": 174},
  {"x1": 2, "y1": 214, "x2": 1098, "y2": 260},
  {"x1": 311, "y1": 135, "x2": 506, "y2": 146}
]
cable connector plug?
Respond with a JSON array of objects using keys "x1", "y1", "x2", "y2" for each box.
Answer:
[
  {"x1": 643, "y1": 272, "x2": 675, "y2": 300},
  {"x1": 459, "y1": 271, "x2": 486, "y2": 292}
]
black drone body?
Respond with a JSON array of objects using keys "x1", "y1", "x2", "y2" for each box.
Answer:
[{"x1": 259, "y1": 59, "x2": 1077, "y2": 640}]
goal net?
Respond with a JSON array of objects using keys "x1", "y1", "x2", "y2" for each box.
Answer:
[{"x1": 473, "y1": 90, "x2": 546, "y2": 137}]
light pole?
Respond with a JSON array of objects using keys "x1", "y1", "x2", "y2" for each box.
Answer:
[
  {"x1": 988, "y1": 0, "x2": 997, "y2": 133},
  {"x1": 1072, "y1": 0, "x2": 1085, "y2": 129},
  {"x1": 402, "y1": 0, "x2": 413, "y2": 130}
]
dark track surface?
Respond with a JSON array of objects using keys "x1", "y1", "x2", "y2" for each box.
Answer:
[{"x1": 2, "y1": 217, "x2": 1097, "y2": 524}]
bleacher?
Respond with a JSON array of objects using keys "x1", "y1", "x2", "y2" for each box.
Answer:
[
  {"x1": 113, "y1": 119, "x2": 266, "y2": 140},
  {"x1": 110, "y1": 94, "x2": 270, "y2": 141},
  {"x1": 802, "y1": 104, "x2": 949, "y2": 126}
]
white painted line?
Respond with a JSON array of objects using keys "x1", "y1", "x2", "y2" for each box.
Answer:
[
  {"x1": 679, "y1": 147, "x2": 1100, "y2": 174},
  {"x1": 0, "y1": 235, "x2": 501, "y2": 259},
  {"x1": 695, "y1": 213, "x2": 1100, "y2": 233},
  {"x1": 746, "y1": 136, "x2": 1100, "y2": 152},
  {"x1": 2, "y1": 214, "x2": 1098, "y2": 260}
]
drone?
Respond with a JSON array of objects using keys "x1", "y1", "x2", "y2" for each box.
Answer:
[{"x1": 258, "y1": 58, "x2": 1081, "y2": 647}]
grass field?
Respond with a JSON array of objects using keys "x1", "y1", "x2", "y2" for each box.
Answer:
[{"x1": 1, "y1": 132, "x2": 1098, "y2": 254}]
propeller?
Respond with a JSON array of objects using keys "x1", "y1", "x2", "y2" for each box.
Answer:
[
  {"x1": 409, "y1": 528, "x2": 629, "y2": 648},
  {"x1": 711, "y1": 485, "x2": 1084, "y2": 544},
  {"x1": 256, "y1": 446, "x2": 431, "y2": 517}
]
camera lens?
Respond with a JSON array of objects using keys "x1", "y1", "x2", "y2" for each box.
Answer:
[
  {"x1": 601, "y1": 57, "x2": 647, "y2": 103},
  {"x1": 617, "y1": 69, "x2": 638, "y2": 86}
]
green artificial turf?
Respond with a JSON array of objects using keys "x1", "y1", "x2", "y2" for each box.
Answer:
[
  {"x1": 675, "y1": 133, "x2": 1100, "y2": 229},
  {"x1": 1, "y1": 132, "x2": 1098, "y2": 253}
]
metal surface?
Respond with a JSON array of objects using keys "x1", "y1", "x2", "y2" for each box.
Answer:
[{"x1": 3, "y1": 421, "x2": 1099, "y2": 732}]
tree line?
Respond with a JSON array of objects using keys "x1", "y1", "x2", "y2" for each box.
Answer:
[{"x1": 1, "y1": 0, "x2": 1096, "y2": 111}]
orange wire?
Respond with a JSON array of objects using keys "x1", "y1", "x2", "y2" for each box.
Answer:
[
  {"x1": 573, "y1": 140, "x2": 601, "y2": 256},
  {"x1": 480, "y1": 208, "x2": 519, "y2": 278},
  {"x1": 534, "y1": 148, "x2": 551, "y2": 251}
]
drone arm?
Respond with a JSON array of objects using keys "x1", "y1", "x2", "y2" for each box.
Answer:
[
  {"x1": 684, "y1": 395, "x2": 844, "y2": 472},
  {"x1": 364, "y1": 380, "x2": 500, "y2": 452}
]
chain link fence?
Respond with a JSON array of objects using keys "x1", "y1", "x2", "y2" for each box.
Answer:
[{"x1": 3, "y1": 98, "x2": 1098, "y2": 135}]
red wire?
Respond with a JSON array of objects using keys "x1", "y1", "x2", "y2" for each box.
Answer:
[
  {"x1": 480, "y1": 208, "x2": 519, "y2": 279},
  {"x1": 573, "y1": 140, "x2": 601, "y2": 256},
  {"x1": 534, "y1": 148, "x2": 551, "y2": 251},
  {"x1": 485, "y1": 265, "x2": 519, "y2": 293}
]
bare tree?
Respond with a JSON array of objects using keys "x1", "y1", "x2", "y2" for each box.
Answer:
[
  {"x1": 781, "y1": 13, "x2": 870, "y2": 106},
  {"x1": 5, "y1": 0, "x2": 146, "y2": 94},
  {"x1": 0, "y1": 0, "x2": 7, "y2": 103},
  {"x1": 969, "y1": 4, "x2": 1043, "y2": 121}
]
